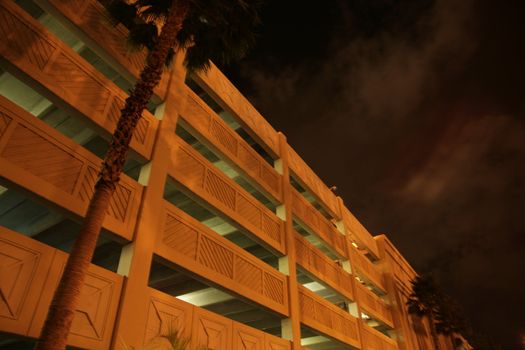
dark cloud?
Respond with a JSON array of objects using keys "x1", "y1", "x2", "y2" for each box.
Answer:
[{"x1": 222, "y1": 0, "x2": 525, "y2": 348}]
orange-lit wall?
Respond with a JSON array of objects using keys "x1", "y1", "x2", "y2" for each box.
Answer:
[{"x1": 0, "y1": 1, "x2": 470, "y2": 349}]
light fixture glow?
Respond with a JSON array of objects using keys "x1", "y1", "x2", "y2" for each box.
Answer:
[{"x1": 303, "y1": 281, "x2": 325, "y2": 292}]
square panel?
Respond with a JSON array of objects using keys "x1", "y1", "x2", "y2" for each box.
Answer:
[
  {"x1": 29, "y1": 251, "x2": 123, "y2": 350},
  {"x1": 233, "y1": 322, "x2": 263, "y2": 350},
  {"x1": 192, "y1": 307, "x2": 232, "y2": 350},
  {"x1": 0, "y1": 227, "x2": 54, "y2": 335},
  {"x1": 144, "y1": 289, "x2": 194, "y2": 345}
]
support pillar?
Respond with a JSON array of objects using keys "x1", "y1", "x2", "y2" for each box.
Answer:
[
  {"x1": 276, "y1": 133, "x2": 303, "y2": 350},
  {"x1": 111, "y1": 54, "x2": 188, "y2": 349}
]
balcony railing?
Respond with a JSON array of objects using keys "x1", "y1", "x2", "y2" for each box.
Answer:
[
  {"x1": 0, "y1": 95, "x2": 142, "y2": 240},
  {"x1": 145, "y1": 287, "x2": 291, "y2": 349},
  {"x1": 361, "y1": 323, "x2": 399, "y2": 350},
  {"x1": 0, "y1": 226, "x2": 123, "y2": 349},
  {"x1": 342, "y1": 206, "x2": 380, "y2": 258},
  {"x1": 349, "y1": 246, "x2": 386, "y2": 293},
  {"x1": 287, "y1": 146, "x2": 340, "y2": 219},
  {"x1": 294, "y1": 232, "x2": 354, "y2": 301},
  {"x1": 169, "y1": 138, "x2": 286, "y2": 254},
  {"x1": 34, "y1": 0, "x2": 169, "y2": 98},
  {"x1": 298, "y1": 285, "x2": 361, "y2": 348},
  {"x1": 291, "y1": 188, "x2": 347, "y2": 258},
  {"x1": 355, "y1": 282, "x2": 394, "y2": 327},
  {"x1": 181, "y1": 88, "x2": 282, "y2": 202},
  {"x1": 156, "y1": 202, "x2": 289, "y2": 316},
  {"x1": 0, "y1": 1, "x2": 158, "y2": 160},
  {"x1": 192, "y1": 64, "x2": 281, "y2": 157}
]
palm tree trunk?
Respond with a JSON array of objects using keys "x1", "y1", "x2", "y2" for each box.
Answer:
[
  {"x1": 34, "y1": 1, "x2": 189, "y2": 349},
  {"x1": 34, "y1": 186, "x2": 112, "y2": 350}
]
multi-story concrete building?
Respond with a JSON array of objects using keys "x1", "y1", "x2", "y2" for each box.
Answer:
[{"x1": 0, "y1": 1, "x2": 472, "y2": 349}]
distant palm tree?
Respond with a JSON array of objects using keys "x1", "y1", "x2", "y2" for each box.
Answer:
[
  {"x1": 407, "y1": 274, "x2": 443, "y2": 350},
  {"x1": 435, "y1": 296, "x2": 466, "y2": 349},
  {"x1": 35, "y1": 1, "x2": 262, "y2": 349}
]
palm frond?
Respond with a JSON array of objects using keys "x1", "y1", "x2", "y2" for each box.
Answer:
[
  {"x1": 182, "y1": 0, "x2": 263, "y2": 71},
  {"x1": 128, "y1": 22, "x2": 158, "y2": 50},
  {"x1": 105, "y1": 0, "x2": 264, "y2": 71},
  {"x1": 136, "y1": 0, "x2": 173, "y2": 21},
  {"x1": 106, "y1": 0, "x2": 137, "y2": 27}
]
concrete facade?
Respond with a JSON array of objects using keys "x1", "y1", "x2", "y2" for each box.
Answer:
[{"x1": 0, "y1": 1, "x2": 472, "y2": 349}]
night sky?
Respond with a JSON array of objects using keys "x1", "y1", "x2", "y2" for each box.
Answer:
[{"x1": 219, "y1": 0, "x2": 525, "y2": 349}]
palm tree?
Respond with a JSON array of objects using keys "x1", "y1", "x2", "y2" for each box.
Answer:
[
  {"x1": 435, "y1": 296, "x2": 466, "y2": 349},
  {"x1": 407, "y1": 274, "x2": 443, "y2": 350},
  {"x1": 35, "y1": 1, "x2": 261, "y2": 349}
]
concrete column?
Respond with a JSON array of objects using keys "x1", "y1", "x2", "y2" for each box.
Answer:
[
  {"x1": 276, "y1": 133, "x2": 303, "y2": 350},
  {"x1": 111, "y1": 54, "x2": 188, "y2": 349}
]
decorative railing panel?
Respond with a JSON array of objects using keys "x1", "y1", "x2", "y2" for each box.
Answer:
[
  {"x1": 265, "y1": 335, "x2": 291, "y2": 350},
  {"x1": 349, "y1": 246, "x2": 386, "y2": 293},
  {"x1": 342, "y1": 206, "x2": 380, "y2": 258},
  {"x1": 192, "y1": 64, "x2": 280, "y2": 156},
  {"x1": 156, "y1": 202, "x2": 289, "y2": 316},
  {"x1": 355, "y1": 282, "x2": 394, "y2": 327},
  {"x1": 169, "y1": 139, "x2": 285, "y2": 254},
  {"x1": 291, "y1": 188, "x2": 347, "y2": 258},
  {"x1": 182, "y1": 89, "x2": 282, "y2": 201},
  {"x1": 0, "y1": 227, "x2": 123, "y2": 350},
  {"x1": 145, "y1": 288, "x2": 291, "y2": 350},
  {"x1": 0, "y1": 96, "x2": 142, "y2": 240},
  {"x1": 144, "y1": 287, "x2": 194, "y2": 345},
  {"x1": 294, "y1": 232, "x2": 354, "y2": 301},
  {"x1": 193, "y1": 306, "x2": 233, "y2": 349},
  {"x1": 0, "y1": 227, "x2": 55, "y2": 336},
  {"x1": 361, "y1": 323, "x2": 399, "y2": 350},
  {"x1": 298, "y1": 285, "x2": 360, "y2": 348},
  {"x1": 0, "y1": 1, "x2": 158, "y2": 160},
  {"x1": 287, "y1": 146, "x2": 340, "y2": 218},
  {"x1": 36, "y1": 0, "x2": 169, "y2": 99}
]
